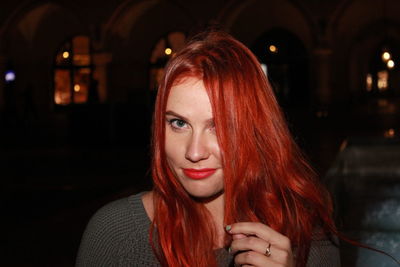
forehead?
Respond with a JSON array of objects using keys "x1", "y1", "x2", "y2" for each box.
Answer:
[{"x1": 166, "y1": 77, "x2": 213, "y2": 116}]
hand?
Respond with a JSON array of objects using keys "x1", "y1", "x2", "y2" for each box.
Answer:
[{"x1": 226, "y1": 222, "x2": 294, "y2": 267}]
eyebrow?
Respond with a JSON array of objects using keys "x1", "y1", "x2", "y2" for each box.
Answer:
[
  {"x1": 165, "y1": 110, "x2": 189, "y2": 122},
  {"x1": 165, "y1": 110, "x2": 214, "y2": 126}
]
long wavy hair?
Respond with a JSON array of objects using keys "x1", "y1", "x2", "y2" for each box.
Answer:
[{"x1": 150, "y1": 31, "x2": 337, "y2": 267}]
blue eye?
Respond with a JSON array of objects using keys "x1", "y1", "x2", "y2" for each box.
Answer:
[{"x1": 169, "y1": 119, "x2": 188, "y2": 130}]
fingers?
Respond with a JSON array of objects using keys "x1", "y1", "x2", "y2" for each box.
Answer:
[
  {"x1": 230, "y1": 235, "x2": 269, "y2": 255},
  {"x1": 230, "y1": 235, "x2": 292, "y2": 264},
  {"x1": 232, "y1": 233, "x2": 247, "y2": 240},
  {"x1": 226, "y1": 222, "x2": 291, "y2": 250},
  {"x1": 226, "y1": 222, "x2": 294, "y2": 267}
]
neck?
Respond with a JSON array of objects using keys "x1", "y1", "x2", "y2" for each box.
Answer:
[{"x1": 204, "y1": 193, "x2": 224, "y2": 220}]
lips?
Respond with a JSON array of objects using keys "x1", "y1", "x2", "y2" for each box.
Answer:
[{"x1": 182, "y1": 168, "x2": 217, "y2": 180}]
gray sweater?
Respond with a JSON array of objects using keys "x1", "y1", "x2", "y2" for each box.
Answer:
[{"x1": 76, "y1": 192, "x2": 340, "y2": 266}]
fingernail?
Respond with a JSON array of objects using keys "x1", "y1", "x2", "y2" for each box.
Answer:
[{"x1": 225, "y1": 225, "x2": 231, "y2": 232}]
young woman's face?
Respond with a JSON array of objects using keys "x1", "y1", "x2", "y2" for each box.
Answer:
[{"x1": 165, "y1": 77, "x2": 223, "y2": 199}]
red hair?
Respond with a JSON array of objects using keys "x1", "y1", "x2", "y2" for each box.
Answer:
[{"x1": 150, "y1": 31, "x2": 337, "y2": 267}]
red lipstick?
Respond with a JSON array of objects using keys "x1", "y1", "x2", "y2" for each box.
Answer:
[{"x1": 182, "y1": 168, "x2": 217, "y2": 180}]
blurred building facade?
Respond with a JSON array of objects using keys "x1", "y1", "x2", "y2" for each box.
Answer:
[{"x1": 0, "y1": 0, "x2": 399, "y2": 146}]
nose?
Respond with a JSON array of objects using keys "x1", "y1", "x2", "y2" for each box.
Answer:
[{"x1": 185, "y1": 131, "x2": 210, "y2": 163}]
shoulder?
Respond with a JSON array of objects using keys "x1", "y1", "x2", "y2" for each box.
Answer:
[
  {"x1": 86, "y1": 192, "x2": 149, "y2": 236},
  {"x1": 76, "y1": 192, "x2": 151, "y2": 266}
]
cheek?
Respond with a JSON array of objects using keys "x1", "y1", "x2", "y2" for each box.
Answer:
[
  {"x1": 210, "y1": 138, "x2": 222, "y2": 162},
  {"x1": 165, "y1": 131, "x2": 183, "y2": 167}
]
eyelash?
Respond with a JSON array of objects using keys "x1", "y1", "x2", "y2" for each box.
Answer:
[
  {"x1": 166, "y1": 118, "x2": 216, "y2": 133},
  {"x1": 167, "y1": 118, "x2": 188, "y2": 130}
]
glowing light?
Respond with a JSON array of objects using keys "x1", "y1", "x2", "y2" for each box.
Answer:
[
  {"x1": 384, "y1": 128, "x2": 395, "y2": 138},
  {"x1": 63, "y1": 51, "x2": 69, "y2": 59},
  {"x1": 377, "y1": 70, "x2": 388, "y2": 90},
  {"x1": 269, "y1": 45, "x2": 277, "y2": 53},
  {"x1": 366, "y1": 74, "x2": 373, "y2": 91},
  {"x1": 54, "y1": 92, "x2": 69, "y2": 105},
  {"x1": 55, "y1": 93, "x2": 62, "y2": 104},
  {"x1": 382, "y1": 51, "x2": 391, "y2": 62},
  {"x1": 5, "y1": 71, "x2": 16, "y2": 82},
  {"x1": 261, "y1": 63, "x2": 268, "y2": 76},
  {"x1": 165, "y1": 48, "x2": 172, "y2": 55},
  {"x1": 387, "y1": 59, "x2": 395, "y2": 69},
  {"x1": 74, "y1": 84, "x2": 81, "y2": 92}
]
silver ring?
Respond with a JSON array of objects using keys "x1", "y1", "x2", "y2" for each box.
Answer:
[{"x1": 265, "y1": 243, "x2": 271, "y2": 257}]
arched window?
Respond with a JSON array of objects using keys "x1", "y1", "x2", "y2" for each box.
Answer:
[
  {"x1": 54, "y1": 35, "x2": 93, "y2": 105},
  {"x1": 149, "y1": 32, "x2": 186, "y2": 91}
]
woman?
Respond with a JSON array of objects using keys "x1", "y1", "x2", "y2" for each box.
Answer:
[{"x1": 76, "y1": 31, "x2": 340, "y2": 267}]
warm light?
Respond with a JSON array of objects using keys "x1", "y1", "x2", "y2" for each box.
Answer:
[
  {"x1": 366, "y1": 74, "x2": 373, "y2": 91},
  {"x1": 74, "y1": 84, "x2": 80, "y2": 92},
  {"x1": 63, "y1": 51, "x2": 69, "y2": 59},
  {"x1": 382, "y1": 51, "x2": 391, "y2": 62},
  {"x1": 165, "y1": 48, "x2": 172, "y2": 55},
  {"x1": 387, "y1": 59, "x2": 395, "y2": 69},
  {"x1": 377, "y1": 70, "x2": 388, "y2": 90},
  {"x1": 384, "y1": 128, "x2": 395, "y2": 138},
  {"x1": 54, "y1": 92, "x2": 70, "y2": 105},
  {"x1": 269, "y1": 45, "x2": 277, "y2": 53},
  {"x1": 55, "y1": 93, "x2": 62, "y2": 104}
]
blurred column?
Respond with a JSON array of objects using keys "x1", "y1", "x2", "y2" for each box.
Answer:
[
  {"x1": 313, "y1": 47, "x2": 333, "y2": 115},
  {"x1": 92, "y1": 52, "x2": 112, "y2": 103}
]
